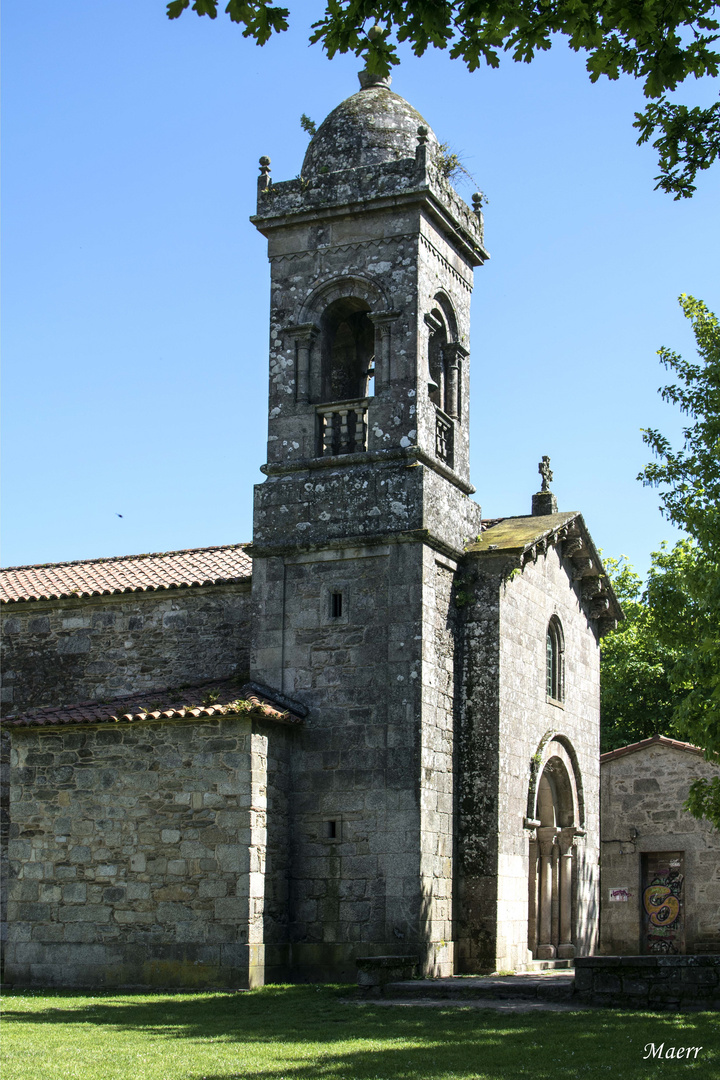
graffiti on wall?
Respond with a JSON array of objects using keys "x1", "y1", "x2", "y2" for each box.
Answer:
[{"x1": 642, "y1": 852, "x2": 685, "y2": 955}]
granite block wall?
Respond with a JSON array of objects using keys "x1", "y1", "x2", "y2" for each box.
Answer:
[
  {"x1": 418, "y1": 549, "x2": 460, "y2": 976},
  {"x1": 4, "y1": 714, "x2": 290, "y2": 988},
  {"x1": 574, "y1": 955, "x2": 720, "y2": 1010},
  {"x1": 495, "y1": 543, "x2": 600, "y2": 968},
  {"x1": 1, "y1": 583, "x2": 252, "y2": 717},
  {"x1": 457, "y1": 542, "x2": 601, "y2": 972},
  {"x1": 600, "y1": 743, "x2": 720, "y2": 956},
  {"x1": 455, "y1": 559, "x2": 502, "y2": 972},
  {"x1": 251, "y1": 541, "x2": 426, "y2": 980},
  {"x1": 250, "y1": 536, "x2": 473, "y2": 980}
]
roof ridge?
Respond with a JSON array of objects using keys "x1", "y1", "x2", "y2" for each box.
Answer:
[
  {"x1": 600, "y1": 733, "x2": 706, "y2": 762},
  {"x1": 1, "y1": 542, "x2": 250, "y2": 574}
]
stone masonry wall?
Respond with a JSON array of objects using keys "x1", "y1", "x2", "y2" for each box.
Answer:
[
  {"x1": 419, "y1": 550, "x2": 460, "y2": 977},
  {"x1": 251, "y1": 541, "x2": 438, "y2": 980},
  {"x1": 5, "y1": 714, "x2": 291, "y2": 988},
  {"x1": 416, "y1": 209, "x2": 474, "y2": 484},
  {"x1": 574, "y1": 955, "x2": 720, "y2": 1010},
  {"x1": 457, "y1": 542, "x2": 601, "y2": 973},
  {"x1": 495, "y1": 544, "x2": 601, "y2": 970},
  {"x1": 600, "y1": 744, "x2": 720, "y2": 956},
  {"x1": 456, "y1": 561, "x2": 502, "y2": 972},
  {"x1": 1, "y1": 583, "x2": 252, "y2": 717},
  {"x1": 262, "y1": 206, "x2": 422, "y2": 469}
]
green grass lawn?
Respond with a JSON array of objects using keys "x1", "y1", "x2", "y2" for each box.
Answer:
[{"x1": 2, "y1": 984, "x2": 718, "y2": 1080}]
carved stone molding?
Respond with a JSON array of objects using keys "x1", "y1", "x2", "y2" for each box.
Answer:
[
  {"x1": 563, "y1": 538, "x2": 584, "y2": 560},
  {"x1": 572, "y1": 557, "x2": 595, "y2": 580},
  {"x1": 419, "y1": 234, "x2": 473, "y2": 292}
]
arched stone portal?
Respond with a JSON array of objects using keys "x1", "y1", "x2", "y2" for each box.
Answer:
[{"x1": 528, "y1": 739, "x2": 583, "y2": 961}]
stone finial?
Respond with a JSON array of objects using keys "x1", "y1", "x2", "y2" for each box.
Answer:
[
  {"x1": 358, "y1": 24, "x2": 392, "y2": 89},
  {"x1": 258, "y1": 156, "x2": 272, "y2": 195},
  {"x1": 471, "y1": 192, "x2": 486, "y2": 244},
  {"x1": 532, "y1": 455, "x2": 558, "y2": 515},
  {"x1": 417, "y1": 125, "x2": 429, "y2": 147}
]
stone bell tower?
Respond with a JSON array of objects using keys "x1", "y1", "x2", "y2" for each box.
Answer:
[{"x1": 249, "y1": 65, "x2": 488, "y2": 980}]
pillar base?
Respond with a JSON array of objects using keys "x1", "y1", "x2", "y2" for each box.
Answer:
[
  {"x1": 536, "y1": 944, "x2": 557, "y2": 960},
  {"x1": 557, "y1": 943, "x2": 576, "y2": 960}
]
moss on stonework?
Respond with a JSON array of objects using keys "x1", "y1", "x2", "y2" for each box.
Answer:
[{"x1": 466, "y1": 512, "x2": 579, "y2": 555}]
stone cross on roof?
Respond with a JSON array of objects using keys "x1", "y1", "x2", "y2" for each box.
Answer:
[
  {"x1": 539, "y1": 455, "x2": 553, "y2": 493},
  {"x1": 532, "y1": 456, "x2": 557, "y2": 516}
]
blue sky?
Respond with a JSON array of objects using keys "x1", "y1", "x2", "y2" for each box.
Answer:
[{"x1": 3, "y1": 2, "x2": 719, "y2": 577}]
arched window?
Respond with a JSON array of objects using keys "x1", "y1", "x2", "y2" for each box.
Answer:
[
  {"x1": 319, "y1": 298, "x2": 375, "y2": 403},
  {"x1": 426, "y1": 309, "x2": 448, "y2": 412},
  {"x1": 546, "y1": 616, "x2": 565, "y2": 703}
]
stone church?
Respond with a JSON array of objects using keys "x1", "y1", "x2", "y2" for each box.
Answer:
[{"x1": 0, "y1": 66, "x2": 622, "y2": 988}]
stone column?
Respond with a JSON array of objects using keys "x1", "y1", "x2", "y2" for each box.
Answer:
[
  {"x1": 536, "y1": 826, "x2": 558, "y2": 959},
  {"x1": 443, "y1": 343, "x2": 468, "y2": 419},
  {"x1": 557, "y1": 828, "x2": 576, "y2": 959},
  {"x1": 369, "y1": 312, "x2": 398, "y2": 391},
  {"x1": 285, "y1": 323, "x2": 318, "y2": 404}
]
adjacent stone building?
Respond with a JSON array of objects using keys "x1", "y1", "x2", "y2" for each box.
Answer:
[
  {"x1": 1, "y1": 65, "x2": 622, "y2": 987},
  {"x1": 600, "y1": 735, "x2": 720, "y2": 958}
]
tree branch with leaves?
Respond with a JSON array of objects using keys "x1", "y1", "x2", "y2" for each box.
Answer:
[
  {"x1": 639, "y1": 295, "x2": 720, "y2": 825},
  {"x1": 167, "y1": 0, "x2": 720, "y2": 197}
]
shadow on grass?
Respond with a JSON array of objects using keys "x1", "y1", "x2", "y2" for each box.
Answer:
[{"x1": 3, "y1": 984, "x2": 718, "y2": 1079}]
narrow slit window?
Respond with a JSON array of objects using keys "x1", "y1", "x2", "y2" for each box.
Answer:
[
  {"x1": 325, "y1": 820, "x2": 337, "y2": 839},
  {"x1": 546, "y1": 616, "x2": 565, "y2": 703},
  {"x1": 331, "y1": 592, "x2": 343, "y2": 618}
]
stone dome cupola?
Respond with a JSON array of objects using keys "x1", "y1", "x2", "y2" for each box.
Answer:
[{"x1": 301, "y1": 73, "x2": 440, "y2": 178}]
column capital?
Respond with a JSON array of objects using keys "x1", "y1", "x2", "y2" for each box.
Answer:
[
  {"x1": 443, "y1": 341, "x2": 469, "y2": 363},
  {"x1": 368, "y1": 310, "x2": 400, "y2": 331},
  {"x1": 537, "y1": 825, "x2": 559, "y2": 857},
  {"x1": 558, "y1": 827, "x2": 577, "y2": 855},
  {"x1": 284, "y1": 322, "x2": 319, "y2": 343}
]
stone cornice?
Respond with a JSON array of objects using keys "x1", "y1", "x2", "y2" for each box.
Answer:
[{"x1": 259, "y1": 443, "x2": 475, "y2": 495}]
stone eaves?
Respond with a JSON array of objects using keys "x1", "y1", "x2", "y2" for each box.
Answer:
[
  {"x1": 469, "y1": 512, "x2": 580, "y2": 555},
  {"x1": 1, "y1": 678, "x2": 303, "y2": 729},
  {"x1": 466, "y1": 511, "x2": 624, "y2": 629}
]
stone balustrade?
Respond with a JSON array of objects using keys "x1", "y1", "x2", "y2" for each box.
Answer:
[
  {"x1": 435, "y1": 409, "x2": 454, "y2": 468},
  {"x1": 316, "y1": 399, "x2": 369, "y2": 457}
]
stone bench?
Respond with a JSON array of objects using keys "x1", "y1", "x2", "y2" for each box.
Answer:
[{"x1": 356, "y1": 955, "x2": 419, "y2": 997}]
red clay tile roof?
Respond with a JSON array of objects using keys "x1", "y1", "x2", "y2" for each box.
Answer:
[
  {"x1": 0, "y1": 544, "x2": 252, "y2": 604},
  {"x1": 600, "y1": 734, "x2": 706, "y2": 763},
  {"x1": 1, "y1": 679, "x2": 303, "y2": 729}
]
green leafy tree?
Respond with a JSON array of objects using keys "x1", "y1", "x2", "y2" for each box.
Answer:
[
  {"x1": 600, "y1": 553, "x2": 682, "y2": 752},
  {"x1": 166, "y1": 1, "x2": 720, "y2": 198},
  {"x1": 640, "y1": 295, "x2": 720, "y2": 825}
]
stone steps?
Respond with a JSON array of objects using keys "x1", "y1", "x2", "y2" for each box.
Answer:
[
  {"x1": 383, "y1": 971, "x2": 575, "y2": 1003},
  {"x1": 523, "y1": 958, "x2": 575, "y2": 972}
]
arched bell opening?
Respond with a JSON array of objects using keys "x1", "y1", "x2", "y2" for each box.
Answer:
[
  {"x1": 319, "y1": 297, "x2": 375, "y2": 404},
  {"x1": 527, "y1": 747, "x2": 579, "y2": 962},
  {"x1": 427, "y1": 308, "x2": 449, "y2": 412},
  {"x1": 307, "y1": 296, "x2": 376, "y2": 457},
  {"x1": 424, "y1": 294, "x2": 464, "y2": 469}
]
